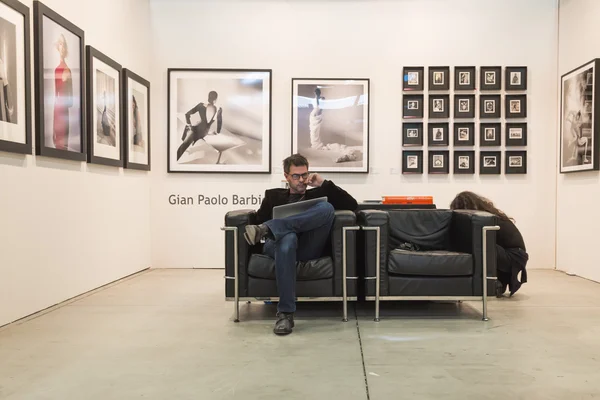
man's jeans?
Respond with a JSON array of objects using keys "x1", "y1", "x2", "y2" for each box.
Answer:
[{"x1": 262, "y1": 201, "x2": 335, "y2": 313}]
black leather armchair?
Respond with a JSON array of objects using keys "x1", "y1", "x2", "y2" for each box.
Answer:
[
  {"x1": 358, "y1": 209, "x2": 500, "y2": 321},
  {"x1": 222, "y1": 209, "x2": 359, "y2": 322}
]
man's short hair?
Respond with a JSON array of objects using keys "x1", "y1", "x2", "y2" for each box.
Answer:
[{"x1": 283, "y1": 154, "x2": 309, "y2": 173}]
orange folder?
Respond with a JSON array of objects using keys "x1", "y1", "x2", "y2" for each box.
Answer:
[{"x1": 381, "y1": 196, "x2": 433, "y2": 205}]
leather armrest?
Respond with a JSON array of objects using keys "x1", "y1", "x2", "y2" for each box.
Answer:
[
  {"x1": 224, "y1": 209, "x2": 257, "y2": 297},
  {"x1": 450, "y1": 210, "x2": 498, "y2": 296},
  {"x1": 357, "y1": 210, "x2": 390, "y2": 296},
  {"x1": 331, "y1": 210, "x2": 357, "y2": 297}
]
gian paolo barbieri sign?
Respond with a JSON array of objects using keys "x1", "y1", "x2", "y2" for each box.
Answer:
[{"x1": 168, "y1": 193, "x2": 263, "y2": 206}]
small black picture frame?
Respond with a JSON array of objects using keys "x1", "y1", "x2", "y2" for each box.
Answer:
[
  {"x1": 402, "y1": 122, "x2": 423, "y2": 146},
  {"x1": 428, "y1": 150, "x2": 449, "y2": 174},
  {"x1": 505, "y1": 94, "x2": 527, "y2": 118},
  {"x1": 505, "y1": 123, "x2": 527, "y2": 146},
  {"x1": 86, "y1": 46, "x2": 123, "y2": 167},
  {"x1": 429, "y1": 66, "x2": 450, "y2": 91},
  {"x1": 505, "y1": 66, "x2": 527, "y2": 91},
  {"x1": 403, "y1": 150, "x2": 423, "y2": 174},
  {"x1": 403, "y1": 94, "x2": 424, "y2": 118},
  {"x1": 480, "y1": 94, "x2": 501, "y2": 119},
  {"x1": 454, "y1": 122, "x2": 475, "y2": 146},
  {"x1": 480, "y1": 66, "x2": 502, "y2": 91},
  {"x1": 428, "y1": 123, "x2": 449, "y2": 146},
  {"x1": 0, "y1": 0, "x2": 32, "y2": 155},
  {"x1": 480, "y1": 151, "x2": 501, "y2": 175},
  {"x1": 480, "y1": 123, "x2": 502, "y2": 147},
  {"x1": 123, "y1": 69, "x2": 151, "y2": 170},
  {"x1": 403, "y1": 66, "x2": 424, "y2": 91},
  {"x1": 429, "y1": 94, "x2": 450, "y2": 119},
  {"x1": 506, "y1": 150, "x2": 527, "y2": 174},
  {"x1": 33, "y1": 1, "x2": 86, "y2": 162},
  {"x1": 454, "y1": 94, "x2": 475, "y2": 118},
  {"x1": 454, "y1": 66, "x2": 476, "y2": 91},
  {"x1": 454, "y1": 150, "x2": 475, "y2": 174}
]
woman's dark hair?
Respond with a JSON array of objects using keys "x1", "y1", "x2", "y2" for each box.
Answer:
[
  {"x1": 283, "y1": 153, "x2": 309, "y2": 173},
  {"x1": 450, "y1": 191, "x2": 514, "y2": 221}
]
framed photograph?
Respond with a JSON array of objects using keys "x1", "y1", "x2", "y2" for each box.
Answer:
[
  {"x1": 429, "y1": 66, "x2": 449, "y2": 91},
  {"x1": 506, "y1": 94, "x2": 527, "y2": 118},
  {"x1": 506, "y1": 150, "x2": 527, "y2": 174},
  {"x1": 0, "y1": 0, "x2": 31, "y2": 155},
  {"x1": 402, "y1": 122, "x2": 423, "y2": 146},
  {"x1": 429, "y1": 94, "x2": 449, "y2": 119},
  {"x1": 403, "y1": 94, "x2": 423, "y2": 118},
  {"x1": 454, "y1": 66, "x2": 476, "y2": 91},
  {"x1": 454, "y1": 150, "x2": 475, "y2": 174},
  {"x1": 33, "y1": 1, "x2": 86, "y2": 161},
  {"x1": 86, "y1": 46, "x2": 122, "y2": 167},
  {"x1": 403, "y1": 66, "x2": 424, "y2": 91},
  {"x1": 480, "y1": 123, "x2": 501, "y2": 146},
  {"x1": 428, "y1": 122, "x2": 449, "y2": 146},
  {"x1": 505, "y1": 123, "x2": 527, "y2": 146},
  {"x1": 168, "y1": 68, "x2": 272, "y2": 173},
  {"x1": 428, "y1": 150, "x2": 449, "y2": 174},
  {"x1": 454, "y1": 122, "x2": 475, "y2": 146},
  {"x1": 560, "y1": 59, "x2": 600, "y2": 173},
  {"x1": 454, "y1": 94, "x2": 475, "y2": 118},
  {"x1": 402, "y1": 150, "x2": 423, "y2": 174},
  {"x1": 480, "y1": 66, "x2": 502, "y2": 91},
  {"x1": 123, "y1": 68, "x2": 150, "y2": 170},
  {"x1": 480, "y1": 151, "x2": 501, "y2": 175},
  {"x1": 292, "y1": 78, "x2": 369, "y2": 173},
  {"x1": 505, "y1": 66, "x2": 527, "y2": 91},
  {"x1": 480, "y1": 94, "x2": 501, "y2": 119}
]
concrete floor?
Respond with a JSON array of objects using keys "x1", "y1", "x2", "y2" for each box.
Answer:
[{"x1": 0, "y1": 269, "x2": 599, "y2": 399}]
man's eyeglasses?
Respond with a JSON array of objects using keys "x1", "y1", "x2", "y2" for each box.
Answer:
[{"x1": 287, "y1": 172, "x2": 310, "y2": 181}]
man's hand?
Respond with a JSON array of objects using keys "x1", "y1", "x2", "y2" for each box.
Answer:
[{"x1": 307, "y1": 173, "x2": 324, "y2": 187}]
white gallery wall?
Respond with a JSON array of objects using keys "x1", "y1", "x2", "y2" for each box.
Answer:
[
  {"x1": 0, "y1": 0, "x2": 153, "y2": 326},
  {"x1": 556, "y1": 0, "x2": 600, "y2": 283},
  {"x1": 149, "y1": 0, "x2": 559, "y2": 270}
]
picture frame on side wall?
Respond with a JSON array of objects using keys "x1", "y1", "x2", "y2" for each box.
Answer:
[
  {"x1": 560, "y1": 59, "x2": 600, "y2": 173},
  {"x1": 33, "y1": 1, "x2": 86, "y2": 161},
  {"x1": 167, "y1": 68, "x2": 272, "y2": 173},
  {"x1": 0, "y1": 0, "x2": 32, "y2": 155},
  {"x1": 123, "y1": 68, "x2": 150, "y2": 170},
  {"x1": 292, "y1": 78, "x2": 369, "y2": 173},
  {"x1": 403, "y1": 66, "x2": 424, "y2": 91},
  {"x1": 86, "y1": 46, "x2": 122, "y2": 167}
]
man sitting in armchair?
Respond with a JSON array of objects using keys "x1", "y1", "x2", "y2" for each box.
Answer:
[{"x1": 243, "y1": 154, "x2": 358, "y2": 335}]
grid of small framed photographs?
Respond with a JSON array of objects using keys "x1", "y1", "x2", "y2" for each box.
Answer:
[{"x1": 402, "y1": 66, "x2": 528, "y2": 175}]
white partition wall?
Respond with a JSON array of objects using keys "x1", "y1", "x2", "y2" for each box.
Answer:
[
  {"x1": 556, "y1": 0, "x2": 600, "y2": 283},
  {"x1": 0, "y1": 0, "x2": 153, "y2": 327},
  {"x1": 149, "y1": 0, "x2": 559, "y2": 270}
]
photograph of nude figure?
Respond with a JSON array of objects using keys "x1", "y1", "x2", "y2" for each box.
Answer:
[
  {"x1": 291, "y1": 78, "x2": 370, "y2": 173},
  {"x1": 167, "y1": 68, "x2": 272, "y2": 173}
]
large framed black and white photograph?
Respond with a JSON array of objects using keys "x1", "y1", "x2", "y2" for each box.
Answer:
[
  {"x1": 402, "y1": 150, "x2": 423, "y2": 174},
  {"x1": 429, "y1": 94, "x2": 449, "y2": 119},
  {"x1": 428, "y1": 150, "x2": 449, "y2": 174},
  {"x1": 168, "y1": 68, "x2": 271, "y2": 173},
  {"x1": 123, "y1": 69, "x2": 150, "y2": 170},
  {"x1": 480, "y1": 151, "x2": 501, "y2": 175},
  {"x1": 454, "y1": 122, "x2": 475, "y2": 146},
  {"x1": 506, "y1": 150, "x2": 527, "y2": 174},
  {"x1": 454, "y1": 66, "x2": 476, "y2": 91},
  {"x1": 480, "y1": 66, "x2": 501, "y2": 91},
  {"x1": 454, "y1": 94, "x2": 475, "y2": 118},
  {"x1": 33, "y1": 1, "x2": 85, "y2": 161},
  {"x1": 480, "y1": 95, "x2": 501, "y2": 119},
  {"x1": 429, "y1": 66, "x2": 449, "y2": 91},
  {"x1": 402, "y1": 122, "x2": 423, "y2": 147},
  {"x1": 403, "y1": 66, "x2": 424, "y2": 91},
  {"x1": 454, "y1": 150, "x2": 475, "y2": 174},
  {"x1": 506, "y1": 123, "x2": 527, "y2": 146},
  {"x1": 86, "y1": 46, "x2": 122, "y2": 167},
  {"x1": 0, "y1": 0, "x2": 31, "y2": 155},
  {"x1": 403, "y1": 94, "x2": 423, "y2": 119},
  {"x1": 428, "y1": 122, "x2": 449, "y2": 146},
  {"x1": 560, "y1": 59, "x2": 600, "y2": 173},
  {"x1": 292, "y1": 78, "x2": 369, "y2": 173}
]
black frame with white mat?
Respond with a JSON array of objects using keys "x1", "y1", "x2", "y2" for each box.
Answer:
[
  {"x1": 506, "y1": 150, "x2": 527, "y2": 174},
  {"x1": 505, "y1": 123, "x2": 527, "y2": 146},
  {"x1": 454, "y1": 66, "x2": 476, "y2": 91},
  {"x1": 428, "y1": 150, "x2": 449, "y2": 174},
  {"x1": 402, "y1": 122, "x2": 423, "y2": 146},
  {"x1": 428, "y1": 122, "x2": 449, "y2": 146},
  {"x1": 402, "y1": 94, "x2": 424, "y2": 118},
  {"x1": 429, "y1": 94, "x2": 450, "y2": 119},
  {"x1": 402, "y1": 150, "x2": 423, "y2": 174},
  {"x1": 480, "y1": 94, "x2": 501, "y2": 119},
  {"x1": 428, "y1": 66, "x2": 450, "y2": 91},
  {"x1": 480, "y1": 151, "x2": 501, "y2": 175},
  {"x1": 454, "y1": 94, "x2": 475, "y2": 119},
  {"x1": 505, "y1": 94, "x2": 527, "y2": 119},
  {"x1": 403, "y1": 66, "x2": 424, "y2": 91},
  {"x1": 454, "y1": 122, "x2": 475, "y2": 146},
  {"x1": 480, "y1": 123, "x2": 501, "y2": 147},
  {"x1": 454, "y1": 150, "x2": 475, "y2": 174},
  {"x1": 480, "y1": 66, "x2": 502, "y2": 91},
  {"x1": 505, "y1": 66, "x2": 527, "y2": 91}
]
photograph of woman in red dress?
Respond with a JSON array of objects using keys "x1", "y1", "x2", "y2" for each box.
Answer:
[{"x1": 52, "y1": 33, "x2": 72, "y2": 151}]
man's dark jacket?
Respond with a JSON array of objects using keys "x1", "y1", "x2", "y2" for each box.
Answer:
[{"x1": 255, "y1": 180, "x2": 358, "y2": 224}]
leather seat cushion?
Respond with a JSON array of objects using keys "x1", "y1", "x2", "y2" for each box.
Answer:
[
  {"x1": 388, "y1": 249, "x2": 473, "y2": 277},
  {"x1": 248, "y1": 254, "x2": 334, "y2": 281}
]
